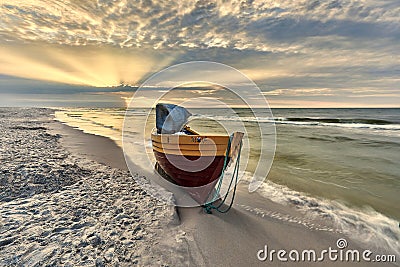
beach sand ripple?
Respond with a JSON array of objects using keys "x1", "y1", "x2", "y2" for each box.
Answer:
[{"x1": 0, "y1": 108, "x2": 185, "y2": 266}]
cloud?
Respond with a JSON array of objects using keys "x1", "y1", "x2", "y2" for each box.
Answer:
[
  {"x1": 2, "y1": 0, "x2": 399, "y2": 49},
  {"x1": 0, "y1": 0, "x2": 399, "y2": 107},
  {"x1": 263, "y1": 88, "x2": 335, "y2": 96}
]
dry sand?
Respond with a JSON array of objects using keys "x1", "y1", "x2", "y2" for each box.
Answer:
[
  {"x1": 0, "y1": 108, "x2": 186, "y2": 266},
  {"x1": 0, "y1": 108, "x2": 397, "y2": 266}
]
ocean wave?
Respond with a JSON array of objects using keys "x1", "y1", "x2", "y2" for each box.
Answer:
[
  {"x1": 192, "y1": 114, "x2": 400, "y2": 131},
  {"x1": 241, "y1": 174, "x2": 400, "y2": 256},
  {"x1": 298, "y1": 134, "x2": 400, "y2": 147},
  {"x1": 284, "y1": 117, "x2": 394, "y2": 125}
]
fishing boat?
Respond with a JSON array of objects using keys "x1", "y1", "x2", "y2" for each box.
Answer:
[{"x1": 151, "y1": 103, "x2": 243, "y2": 204}]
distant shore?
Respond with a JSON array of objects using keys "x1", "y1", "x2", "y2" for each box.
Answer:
[{"x1": 0, "y1": 108, "x2": 397, "y2": 266}]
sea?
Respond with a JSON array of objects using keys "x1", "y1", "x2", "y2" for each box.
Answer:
[{"x1": 55, "y1": 107, "x2": 400, "y2": 254}]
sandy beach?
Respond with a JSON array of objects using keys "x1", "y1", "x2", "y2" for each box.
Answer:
[{"x1": 0, "y1": 108, "x2": 398, "y2": 266}]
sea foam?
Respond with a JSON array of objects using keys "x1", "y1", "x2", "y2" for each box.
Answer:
[{"x1": 242, "y1": 173, "x2": 400, "y2": 256}]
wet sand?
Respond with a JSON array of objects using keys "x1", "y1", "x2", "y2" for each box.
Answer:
[{"x1": 0, "y1": 108, "x2": 397, "y2": 266}]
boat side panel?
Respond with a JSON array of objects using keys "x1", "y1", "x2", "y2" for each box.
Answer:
[
  {"x1": 153, "y1": 151, "x2": 227, "y2": 187},
  {"x1": 151, "y1": 134, "x2": 230, "y2": 145}
]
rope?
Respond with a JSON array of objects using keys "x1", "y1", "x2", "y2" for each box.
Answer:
[{"x1": 202, "y1": 134, "x2": 242, "y2": 214}]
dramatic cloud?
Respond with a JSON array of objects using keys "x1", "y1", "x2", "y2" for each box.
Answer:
[
  {"x1": 2, "y1": 0, "x2": 399, "y2": 49},
  {"x1": 0, "y1": 0, "x2": 399, "y2": 107}
]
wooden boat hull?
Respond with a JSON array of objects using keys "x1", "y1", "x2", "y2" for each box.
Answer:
[
  {"x1": 151, "y1": 132, "x2": 243, "y2": 203},
  {"x1": 153, "y1": 151, "x2": 227, "y2": 187}
]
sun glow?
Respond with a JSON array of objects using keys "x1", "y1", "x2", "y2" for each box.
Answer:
[{"x1": 0, "y1": 43, "x2": 179, "y2": 87}]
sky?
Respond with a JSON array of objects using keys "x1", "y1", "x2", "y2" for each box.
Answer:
[{"x1": 0, "y1": 0, "x2": 399, "y2": 107}]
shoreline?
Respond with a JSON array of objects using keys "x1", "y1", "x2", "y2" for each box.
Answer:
[
  {"x1": 1, "y1": 108, "x2": 397, "y2": 266},
  {"x1": 50, "y1": 109, "x2": 400, "y2": 266}
]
